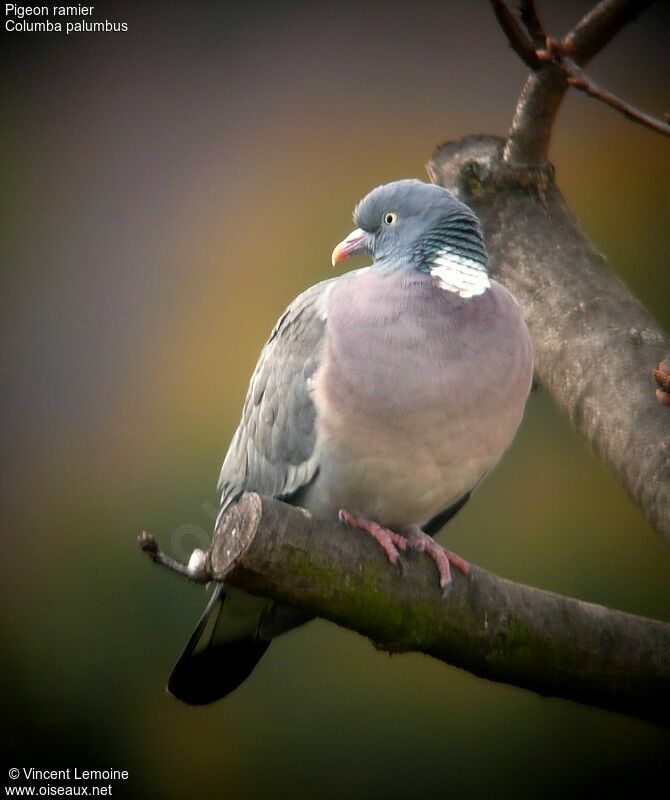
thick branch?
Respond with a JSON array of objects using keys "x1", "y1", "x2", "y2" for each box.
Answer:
[
  {"x1": 503, "y1": 65, "x2": 567, "y2": 166},
  {"x1": 140, "y1": 492, "x2": 670, "y2": 724},
  {"x1": 503, "y1": 0, "x2": 658, "y2": 165},
  {"x1": 427, "y1": 135, "x2": 670, "y2": 540}
]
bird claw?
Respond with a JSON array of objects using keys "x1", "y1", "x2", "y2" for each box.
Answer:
[
  {"x1": 405, "y1": 527, "x2": 469, "y2": 593},
  {"x1": 338, "y1": 511, "x2": 469, "y2": 592},
  {"x1": 441, "y1": 580, "x2": 453, "y2": 600},
  {"x1": 653, "y1": 360, "x2": 670, "y2": 406},
  {"x1": 339, "y1": 509, "x2": 406, "y2": 572}
]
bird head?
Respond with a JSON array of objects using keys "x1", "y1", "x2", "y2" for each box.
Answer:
[{"x1": 331, "y1": 179, "x2": 490, "y2": 298}]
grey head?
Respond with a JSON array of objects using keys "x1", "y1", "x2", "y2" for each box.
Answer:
[{"x1": 332, "y1": 179, "x2": 490, "y2": 299}]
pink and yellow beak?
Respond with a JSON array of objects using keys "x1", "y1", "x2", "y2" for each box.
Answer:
[{"x1": 331, "y1": 228, "x2": 370, "y2": 267}]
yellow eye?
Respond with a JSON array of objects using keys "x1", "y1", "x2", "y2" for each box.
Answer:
[{"x1": 383, "y1": 211, "x2": 398, "y2": 226}]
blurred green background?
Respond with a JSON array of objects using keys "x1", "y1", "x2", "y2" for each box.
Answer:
[{"x1": 2, "y1": 1, "x2": 669, "y2": 798}]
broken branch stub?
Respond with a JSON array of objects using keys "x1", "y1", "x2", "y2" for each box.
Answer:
[{"x1": 210, "y1": 491, "x2": 263, "y2": 579}]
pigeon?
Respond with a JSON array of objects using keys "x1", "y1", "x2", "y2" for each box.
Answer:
[{"x1": 168, "y1": 179, "x2": 533, "y2": 704}]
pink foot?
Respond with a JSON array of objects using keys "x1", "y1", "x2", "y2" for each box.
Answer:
[
  {"x1": 338, "y1": 509, "x2": 407, "y2": 566},
  {"x1": 406, "y1": 528, "x2": 470, "y2": 590}
]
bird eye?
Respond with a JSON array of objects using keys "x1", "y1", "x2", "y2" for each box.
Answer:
[{"x1": 383, "y1": 211, "x2": 398, "y2": 226}]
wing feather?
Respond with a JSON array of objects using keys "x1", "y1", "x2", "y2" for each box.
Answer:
[{"x1": 216, "y1": 276, "x2": 340, "y2": 516}]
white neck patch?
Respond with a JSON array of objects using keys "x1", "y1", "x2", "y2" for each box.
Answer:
[{"x1": 429, "y1": 249, "x2": 490, "y2": 299}]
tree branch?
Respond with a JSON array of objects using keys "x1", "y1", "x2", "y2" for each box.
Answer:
[
  {"x1": 139, "y1": 492, "x2": 670, "y2": 724},
  {"x1": 489, "y1": 0, "x2": 542, "y2": 69},
  {"x1": 427, "y1": 135, "x2": 670, "y2": 540},
  {"x1": 458, "y1": 4, "x2": 670, "y2": 538},
  {"x1": 138, "y1": 530, "x2": 211, "y2": 582},
  {"x1": 519, "y1": 0, "x2": 546, "y2": 47},
  {"x1": 564, "y1": 59, "x2": 670, "y2": 138},
  {"x1": 502, "y1": 0, "x2": 659, "y2": 165},
  {"x1": 563, "y1": 0, "x2": 656, "y2": 64}
]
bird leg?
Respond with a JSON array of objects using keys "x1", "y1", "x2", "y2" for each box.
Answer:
[
  {"x1": 405, "y1": 527, "x2": 470, "y2": 590},
  {"x1": 338, "y1": 510, "x2": 470, "y2": 592},
  {"x1": 338, "y1": 509, "x2": 407, "y2": 566}
]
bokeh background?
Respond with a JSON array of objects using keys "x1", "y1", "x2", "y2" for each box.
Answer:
[{"x1": 2, "y1": 1, "x2": 669, "y2": 798}]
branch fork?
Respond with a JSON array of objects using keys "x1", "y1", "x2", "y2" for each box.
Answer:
[{"x1": 493, "y1": 0, "x2": 669, "y2": 166}]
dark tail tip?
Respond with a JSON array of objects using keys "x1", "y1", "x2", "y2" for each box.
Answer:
[{"x1": 167, "y1": 638, "x2": 270, "y2": 705}]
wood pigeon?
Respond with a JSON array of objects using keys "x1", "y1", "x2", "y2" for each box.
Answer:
[{"x1": 168, "y1": 179, "x2": 533, "y2": 704}]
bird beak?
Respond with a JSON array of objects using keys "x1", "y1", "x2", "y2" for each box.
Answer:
[{"x1": 331, "y1": 228, "x2": 370, "y2": 267}]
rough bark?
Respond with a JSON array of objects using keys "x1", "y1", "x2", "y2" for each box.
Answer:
[
  {"x1": 426, "y1": 135, "x2": 670, "y2": 541},
  {"x1": 199, "y1": 493, "x2": 670, "y2": 725}
]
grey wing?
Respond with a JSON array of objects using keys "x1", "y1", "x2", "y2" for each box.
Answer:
[{"x1": 216, "y1": 276, "x2": 339, "y2": 518}]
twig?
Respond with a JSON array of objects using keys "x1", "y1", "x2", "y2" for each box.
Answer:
[
  {"x1": 139, "y1": 492, "x2": 670, "y2": 724},
  {"x1": 489, "y1": 0, "x2": 541, "y2": 69},
  {"x1": 137, "y1": 531, "x2": 211, "y2": 583},
  {"x1": 519, "y1": 0, "x2": 546, "y2": 46},
  {"x1": 566, "y1": 66, "x2": 670, "y2": 137},
  {"x1": 532, "y1": 35, "x2": 670, "y2": 139}
]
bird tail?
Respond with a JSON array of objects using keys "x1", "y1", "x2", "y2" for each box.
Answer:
[
  {"x1": 167, "y1": 586, "x2": 313, "y2": 705},
  {"x1": 167, "y1": 585, "x2": 271, "y2": 705}
]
